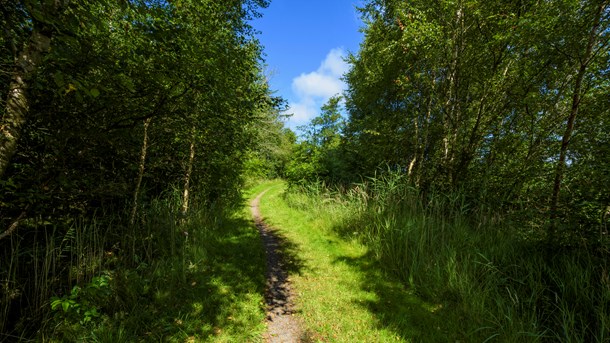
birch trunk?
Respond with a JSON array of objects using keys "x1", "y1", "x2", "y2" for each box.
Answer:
[
  {"x1": 0, "y1": 28, "x2": 52, "y2": 178},
  {"x1": 442, "y1": 2, "x2": 464, "y2": 184},
  {"x1": 130, "y1": 118, "x2": 152, "y2": 225},
  {"x1": 548, "y1": 2, "x2": 606, "y2": 245},
  {"x1": 181, "y1": 131, "x2": 196, "y2": 216},
  {"x1": 407, "y1": 114, "x2": 419, "y2": 180},
  {"x1": 416, "y1": 73, "x2": 436, "y2": 186}
]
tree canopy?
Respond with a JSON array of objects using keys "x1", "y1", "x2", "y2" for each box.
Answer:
[
  {"x1": 294, "y1": 0, "x2": 610, "y2": 247},
  {"x1": 1, "y1": 0, "x2": 283, "y2": 336}
]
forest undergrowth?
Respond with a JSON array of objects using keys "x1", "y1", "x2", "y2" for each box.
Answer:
[
  {"x1": 284, "y1": 174, "x2": 609, "y2": 342},
  {"x1": 1, "y1": 188, "x2": 268, "y2": 342}
]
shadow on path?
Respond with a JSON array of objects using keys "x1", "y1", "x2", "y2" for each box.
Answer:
[{"x1": 251, "y1": 191, "x2": 306, "y2": 342}]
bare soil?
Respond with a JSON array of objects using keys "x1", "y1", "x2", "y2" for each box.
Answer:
[{"x1": 251, "y1": 191, "x2": 303, "y2": 343}]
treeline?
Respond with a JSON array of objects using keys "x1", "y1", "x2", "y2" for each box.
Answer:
[
  {"x1": 285, "y1": 0, "x2": 610, "y2": 340},
  {"x1": 291, "y1": 0, "x2": 610, "y2": 247},
  {"x1": 0, "y1": 0, "x2": 282, "y2": 339}
]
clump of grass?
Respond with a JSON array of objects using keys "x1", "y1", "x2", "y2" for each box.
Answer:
[
  {"x1": 1, "y1": 188, "x2": 267, "y2": 342},
  {"x1": 286, "y1": 174, "x2": 609, "y2": 342}
]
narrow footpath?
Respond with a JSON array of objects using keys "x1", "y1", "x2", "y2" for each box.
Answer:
[{"x1": 251, "y1": 190, "x2": 302, "y2": 343}]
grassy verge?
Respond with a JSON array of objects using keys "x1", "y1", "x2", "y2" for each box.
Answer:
[
  {"x1": 2, "y1": 189, "x2": 268, "y2": 342},
  {"x1": 257, "y1": 181, "x2": 453, "y2": 342},
  {"x1": 274, "y1": 176, "x2": 609, "y2": 342}
]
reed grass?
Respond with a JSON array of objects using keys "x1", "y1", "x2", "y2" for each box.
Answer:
[{"x1": 286, "y1": 174, "x2": 609, "y2": 342}]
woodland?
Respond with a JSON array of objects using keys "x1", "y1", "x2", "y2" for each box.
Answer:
[{"x1": 1, "y1": 0, "x2": 609, "y2": 342}]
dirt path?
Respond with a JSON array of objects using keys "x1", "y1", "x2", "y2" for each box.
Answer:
[{"x1": 251, "y1": 190, "x2": 302, "y2": 343}]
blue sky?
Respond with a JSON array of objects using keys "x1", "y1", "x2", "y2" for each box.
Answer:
[{"x1": 252, "y1": 0, "x2": 365, "y2": 130}]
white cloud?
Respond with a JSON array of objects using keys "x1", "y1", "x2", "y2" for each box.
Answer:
[
  {"x1": 286, "y1": 48, "x2": 349, "y2": 128},
  {"x1": 292, "y1": 72, "x2": 344, "y2": 99},
  {"x1": 288, "y1": 100, "x2": 317, "y2": 125},
  {"x1": 320, "y1": 48, "x2": 350, "y2": 76}
]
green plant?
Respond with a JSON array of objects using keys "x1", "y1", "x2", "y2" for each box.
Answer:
[
  {"x1": 279, "y1": 175, "x2": 610, "y2": 342},
  {"x1": 50, "y1": 273, "x2": 111, "y2": 326}
]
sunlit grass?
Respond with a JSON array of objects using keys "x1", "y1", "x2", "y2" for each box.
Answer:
[
  {"x1": 6, "y1": 177, "x2": 606, "y2": 342},
  {"x1": 2, "y1": 187, "x2": 269, "y2": 342},
  {"x1": 258, "y1": 182, "x2": 452, "y2": 342},
  {"x1": 275, "y1": 175, "x2": 609, "y2": 342}
]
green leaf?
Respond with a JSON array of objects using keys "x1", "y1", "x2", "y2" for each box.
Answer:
[
  {"x1": 90, "y1": 88, "x2": 100, "y2": 97},
  {"x1": 70, "y1": 285, "x2": 81, "y2": 298},
  {"x1": 53, "y1": 73, "x2": 65, "y2": 87},
  {"x1": 50, "y1": 297, "x2": 62, "y2": 310}
]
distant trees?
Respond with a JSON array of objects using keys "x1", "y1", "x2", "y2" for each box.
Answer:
[
  {"x1": 287, "y1": 95, "x2": 347, "y2": 184},
  {"x1": 244, "y1": 103, "x2": 296, "y2": 180}
]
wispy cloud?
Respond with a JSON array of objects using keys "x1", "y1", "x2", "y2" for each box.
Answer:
[{"x1": 286, "y1": 48, "x2": 348, "y2": 128}]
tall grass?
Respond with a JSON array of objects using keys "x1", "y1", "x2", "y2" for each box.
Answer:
[
  {"x1": 1, "y1": 188, "x2": 266, "y2": 342},
  {"x1": 286, "y1": 174, "x2": 609, "y2": 342}
]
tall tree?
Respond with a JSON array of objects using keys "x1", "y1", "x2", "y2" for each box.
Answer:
[
  {"x1": 548, "y1": 0, "x2": 609, "y2": 244},
  {"x1": 1, "y1": 1, "x2": 56, "y2": 178},
  {"x1": 343, "y1": 0, "x2": 610, "y2": 243}
]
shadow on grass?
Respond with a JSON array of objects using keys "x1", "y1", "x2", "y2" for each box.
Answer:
[
  {"x1": 332, "y1": 251, "x2": 468, "y2": 343},
  {"x1": 253, "y1": 209, "x2": 307, "y2": 320},
  {"x1": 254, "y1": 215, "x2": 308, "y2": 278},
  {"x1": 327, "y1": 204, "x2": 471, "y2": 343},
  {"x1": 91, "y1": 215, "x2": 272, "y2": 342}
]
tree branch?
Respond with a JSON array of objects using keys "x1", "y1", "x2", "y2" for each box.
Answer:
[{"x1": 0, "y1": 209, "x2": 27, "y2": 242}]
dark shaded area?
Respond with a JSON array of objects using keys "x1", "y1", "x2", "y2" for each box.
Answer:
[
  {"x1": 256, "y1": 219, "x2": 298, "y2": 318},
  {"x1": 104, "y1": 214, "x2": 268, "y2": 341},
  {"x1": 0, "y1": 211, "x2": 268, "y2": 342}
]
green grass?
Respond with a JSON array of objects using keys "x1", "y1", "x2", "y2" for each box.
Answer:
[
  {"x1": 5, "y1": 178, "x2": 606, "y2": 342},
  {"x1": 256, "y1": 181, "x2": 455, "y2": 342},
  {"x1": 269, "y1": 176, "x2": 609, "y2": 342},
  {"x1": 74, "y1": 195, "x2": 268, "y2": 342},
  {"x1": 2, "y1": 188, "x2": 269, "y2": 342}
]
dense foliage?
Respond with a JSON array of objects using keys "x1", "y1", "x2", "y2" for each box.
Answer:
[
  {"x1": 284, "y1": 1, "x2": 610, "y2": 341},
  {"x1": 286, "y1": 95, "x2": 347, "y2": 184},
  {"x1": 293, "y1": 0, "x2": 610, "y2": 248},
  {"x1": 0, "y1": 0, "x2": 281, "y2": 339},
  {"x1": 283, "y1": 176, "x2": 609, "y2": 341},
  {"x1": 3, "y1": 0, "x2": 609, "y2": 340}
]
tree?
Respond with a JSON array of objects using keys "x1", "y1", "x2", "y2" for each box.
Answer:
[
  {"x1": 1, "y1": 0, "x2": 279, "y2": 335},
  {"x1": 342, "y1": 0, "x2": 610, "y2": 244},
  {"x1": 548, "y1": 0, "x2": 609, "y2": 245},
  {"x1": 287, "y1": 95, "x2": 347, "y2": 183},
  {"x1": 1, "y1": 1, "x2": 58, "y2": 178}
]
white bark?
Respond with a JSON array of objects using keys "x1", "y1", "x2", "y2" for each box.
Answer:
[
  {"x1": 1, "y1": 29, "x2": 52, "y2": 178},
  {"x1": 130, "y1": 118, "x2": 152, "y2": 225},
  {"x1": 181, "y1": 132, "x2": 196, "y2": 216}
]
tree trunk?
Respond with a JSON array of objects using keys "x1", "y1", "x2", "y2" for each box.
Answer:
[
  {"x1": 548, "y1": 2, "x2": 606, "y2": 245},
  {"x1": 416, "y1": 73, "x2": 436, "y2": 186},
  {"x1": 443, "y1": 2, "x2": 464, "y2": 186},
  {"x1": 130, "y1": 118, "x2": 152, "y2": 225},
  {"x1": 0, "y1": 209, "x2": 28, "y2": 242},
  {"x1": 408, "y1": 111, "x2": 419, "y2": 180},
  {"x1": 0, "y1": 27, "x2": 52, "y2": 179},
  {"x1": 181, "y1": 130, "x2": 196, "y2": 216}
]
